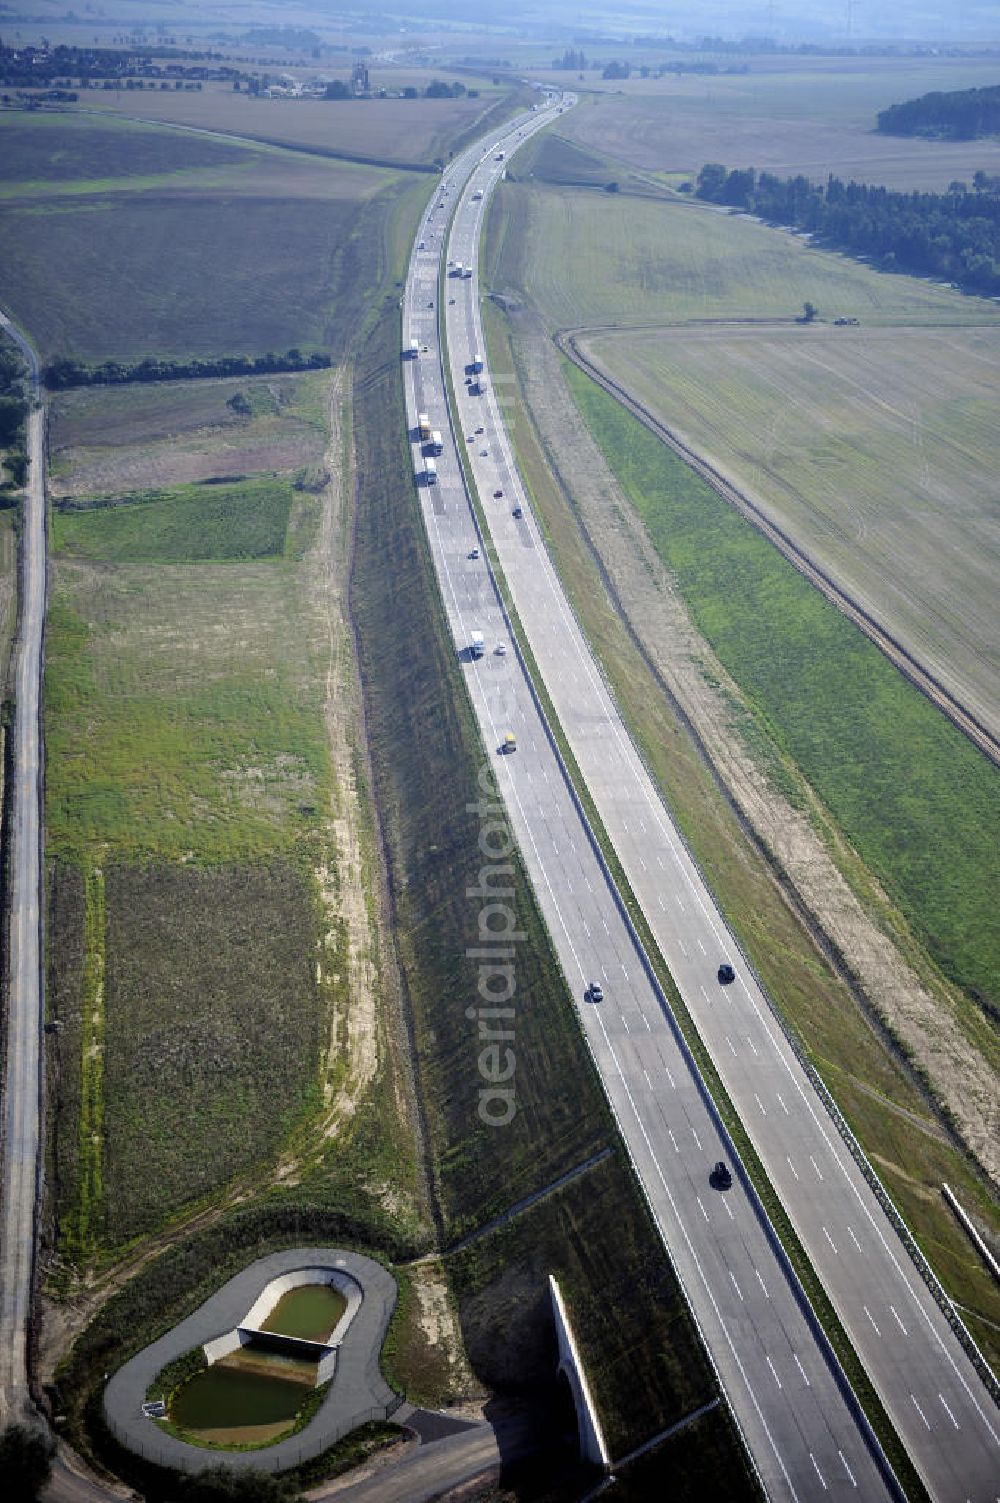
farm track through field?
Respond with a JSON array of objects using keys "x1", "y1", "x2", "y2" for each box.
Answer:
[{"x1": 558, "y1": 325, "x2": 1000, "y2": 770}]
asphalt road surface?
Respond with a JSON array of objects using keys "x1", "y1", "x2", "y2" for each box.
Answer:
[
  {"x1": 403, "y1": 92, "x2": 1000, "y2": 1502},
  {"x1": 0, "y1": 314, "x2": 45, "y2": 1429}
]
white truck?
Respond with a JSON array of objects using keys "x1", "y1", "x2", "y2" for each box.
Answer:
[
  {"x1": 462, "y1": 266, "x2": 473, "y2": 279},
  {"x1": 472, "y1": 189, "x2": 483, "y2": 201},
  {"x1": 430, "y1": 430, "x2": 444, "y2": 455},
  {"x1": 418, "y1": 412, "x2": 432, "y2": 440},
  {"x1": 424, "y1": 458, "x2": 438, "y2": 486},
  {"x1": 451, "y1": 262, "x2": 464, "y2": 277},
  {"x1": 470, "y1": 630, "x2": 485, "y2": 659},
  {"x1": 408, "y1": 337, "x2": 419, "y2": 359}
]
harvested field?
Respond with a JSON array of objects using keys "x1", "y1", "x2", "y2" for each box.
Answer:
[
  {"x1": 82, "y1": 77, "x2": 511, "y2": 168},
  {"x1": 49, "y1": 373, "x2": 328, "y2": 496},
  {"x1": 491, "y1": 181, "x2": 998, "y2": 330},
  {"x1": 552, "y1": 56, "x2": 1000, "y2": 191},
  {"x1": 581, "y1": 322, "x2": 1000, "y2": 744}
]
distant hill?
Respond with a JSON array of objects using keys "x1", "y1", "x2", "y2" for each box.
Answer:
[{"x1": 877, "y1": 84, "x2": 1000, "y2": 140}]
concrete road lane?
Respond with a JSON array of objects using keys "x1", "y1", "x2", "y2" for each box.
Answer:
[
  {"x1": 402, "y1": 100, "x2": 899, "y2": 1503},
  {"x1": 433, "y1": 107, "x2": 1000, "y2": 1502}
]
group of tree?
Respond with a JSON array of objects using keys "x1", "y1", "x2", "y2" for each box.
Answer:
[
  {"x1": 324, "y1": 77, "x2": 469, "y2": 100},
  {"x1": 551, "y1": 48, "x2": 587, "y2": 71},
  {"x1": 42, "y1": 348, "x2": 330, "y2": 391},
  {"x1": 696, "y1": 163, "x2": 1000, "y2": 296},
  {"x1": 0, "y1": 41, "x2": 235, "y2": 89},
  {"x1": 0, "y1": 1422, "x2": 55, "y2": 1501},
  {"x1": 0, "y1": 1424, "x2": 303, "y2": 1503},
  {"x1": 877, "y1": 83, "x2": 1000, "y2": 140},
  {"x1": 0, "y1": 339, "x2": 29, "y2": 498}
]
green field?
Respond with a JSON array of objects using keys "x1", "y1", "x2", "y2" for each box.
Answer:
[
  {"x1": 492, "y1": 179, "x2": 1000, "y2": 330},
  {"x1": 53, "y1": 475, "x2": 299, "y2": 563},
  {"x1": 45, "y1": 546, "x2": 329, "y2": 863},
  {"x1": 583, "y1": 322, "x2": 1000, "y2": 743},
  {"x1": 0, "y1": 112, "x2": 414, "y2": 364},
  {"x1": 553, "y1": 55, "x2": 1000, "y2": 191}
]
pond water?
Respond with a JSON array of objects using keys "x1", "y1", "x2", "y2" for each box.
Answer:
[
  {"x1": 170, "y1": 1364, "x2": 304, "y2": 1430},
  {"x1": 260, "y1": 1283, "x2": 347, "y2": 1342}
]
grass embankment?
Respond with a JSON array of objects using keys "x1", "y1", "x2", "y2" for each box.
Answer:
[
  {"x1": 0, "y1": 112, "x2": 409, "y2": 365},
  {"x1": 478, "y1": 300, "x2": 1000, "y2": 1378},
  {"x1": 348, "y1": 299, "x2": 755, "y2": 1488},
  {"x1": 566, "y1": 365, "x2": 1000, "y2": 1020}
]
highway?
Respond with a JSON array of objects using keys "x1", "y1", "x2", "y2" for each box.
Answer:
[
  {"x1": 404, "y1": 93, "x2": 1000, "y2": 1501},
  {"x1": 0, "y1": 312, "x2": 45, "y2": 1426}
]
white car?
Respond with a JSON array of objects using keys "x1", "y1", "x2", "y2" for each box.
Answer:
[
  {"x1": 495, "y1": 642, "x2": 507, "y2": 656},
  {"x1": 468, "y1": 546, "x2": 480, "y2": 559}
]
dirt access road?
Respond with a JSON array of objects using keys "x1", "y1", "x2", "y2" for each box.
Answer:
[{"x1": 0, "y1": 313, "x2": 45, "y2": 1425}]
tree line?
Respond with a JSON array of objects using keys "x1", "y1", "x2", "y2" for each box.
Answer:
[
  {"x1": 696, "y1": 163, "x2": 1000, "y2": 296},
  {"x1": 42, "y1": 348, "x2": 331, "y2": 391},
  {"x1": 877, "y1": 83, "x2": 1000, "y2": 139},
  {"x1": 0, "y1": 341, "x2": 29, "y2": 500}
]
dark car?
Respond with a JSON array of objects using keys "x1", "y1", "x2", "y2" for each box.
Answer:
[
  {"x1": 710, "y1": 1161, "x2": 732, "y2": 1190},
  {"x1": 512, "y1": 505, "x2": 523, "y2": 519},
  {"x1": 586, "y1": 982, "x2": 604, "y2": 1003},
  {"x1": 493, "y1": 489, "x2": 503, "y2": 498},
  {"x1": 718, "y1": 962, "x2": 735, "y2": 985}
]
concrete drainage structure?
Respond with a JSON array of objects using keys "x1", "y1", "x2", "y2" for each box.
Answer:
[
  {"x1": 203, "y1": 1265, "x2": 363, "y2": 1388},
  {"x1": 103, "y1": 1248, "x2": 401, "y2": 1473}
]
